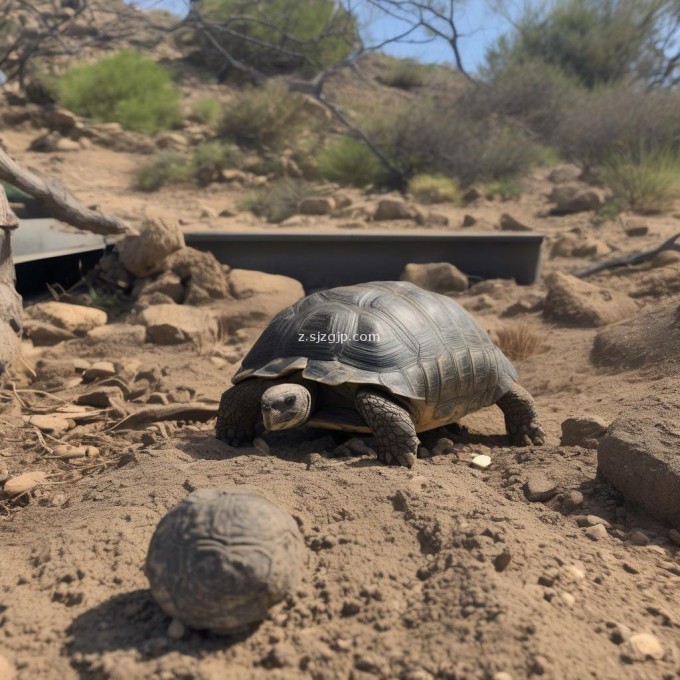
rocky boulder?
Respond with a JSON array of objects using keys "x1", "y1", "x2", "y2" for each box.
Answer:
[
  {"x1": 374, "y1": 198, "x2": 413, "y2": 221},
  {"x1": 26, "y1": 301, "x2": 107, "y2": 335},
  {"x1": 598, "y1": 391, "x2": 680, "y2": 527},
  {"x1": 138, "y1": 305, "x2": 218, "y2": 345},
  {"x1": 116, "y1": 207, "x2": 185, "y2": 278},
  {"x1": 543, "y1": 272, "x2": 637, "y2": 327},
  {"x1": 160, "y1": 248, "x2": 230, "y2": 304},
  {"x1": 561, "y1": 416, "x2": 608, "y2": 449},
  {"x1": 399, "y1": 262, "x2": 468, "y2": 294},
  {"x1": 549, "y1": 186, "x2": 606, "y2": 214}
]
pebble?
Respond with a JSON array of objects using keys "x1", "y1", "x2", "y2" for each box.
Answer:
[
  {"x1": 253, "y1": 437, "x2": 270, "y2": 455},
  {"x1": 493, "y1": 674, "x2": 513, "y2": 680},
  {"x1": 628, "y1": 530, "x2": 650, "y2": 546},
  {"x1": 53, "y1": 444, "x2": 88, "y2": 459},
  {"x1": 167, "y1": 618, "x2": 185, "y2": 640},
  {"x1": 561, "y1": 490, "x2": 584, "y2": 513},
  {"x1": 26, "y1": 414, "x2": 72, "y2": 435},
  {"x1": 668, "y1": 528, "x2": 680, "y2": 546},
  {"x1": 523, "y1": 472, "x2": 557, "y2": 502},
  {"x1": 585, "y1": 524, "x2": 608, "y2": 541},
  {"x1": 471, "y1": 454, "x2": 492, "y2": 469},
  {"x1": 76, "y1": 386, "x2": 124, "y2": 408},
  {"x1": 432, "y1": 438, "x2": 457, "y2": 456},
  {"x1": 147, "y1": 392, "x2": 169, "y2": 405},
  {"x1": 493, "y1": 551, "x2": 512, "y2": 572},
  {"x1": 560, "y1": 592, "x2": 575, "y2": 607},
  {"x1": 621, "y1": 633, "x2": 665, "y2": 662},
  {"x1": 576, "y1": 515, "x2": 611, "y2": 529},
  {"x1": 2, "y1": 471, "x2": 48, "y2": 497},
  {"x1": 0, "y1": 654, "x2": 15, "y2": 680},
  {"x1": 608, "y1": 622, "x2": 632, "y2": 644},
  {"x1": 82, "y1": 361, "x2": 117, "y2": 382},
  {"x1": 345, "y1": 438, "x2": 372, "y2": 456}
]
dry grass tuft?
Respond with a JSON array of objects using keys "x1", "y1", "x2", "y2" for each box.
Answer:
[{"x1": 495, "y1": 322, "x2": 543, "y2": 360}]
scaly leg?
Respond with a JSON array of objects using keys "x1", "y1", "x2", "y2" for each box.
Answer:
[
  {"x1": 355, "y1": 389, "x2": 419, "y2": 468},
  {"x1": 216, "y1": 380, "x2": 272, "y2": 446},
  {"x1": 496, "y1": 383, "x2": 545, "y2": 446}
]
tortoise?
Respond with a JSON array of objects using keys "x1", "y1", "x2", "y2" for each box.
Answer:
[
  {"x1": 145, "y1": 488, "x2": 304, "y2": 635},
  {"x1": 216, "y1": 280, "x2": 544, "y2": 467}
]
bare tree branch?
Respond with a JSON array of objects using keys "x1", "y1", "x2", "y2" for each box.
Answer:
[{"x1": 0, "y1": 147, "x2": 135, "y2": 236}]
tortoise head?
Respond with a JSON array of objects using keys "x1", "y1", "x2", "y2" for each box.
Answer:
[{"x1": 261, "y1": 383, "x2": 313, "y2": 431}]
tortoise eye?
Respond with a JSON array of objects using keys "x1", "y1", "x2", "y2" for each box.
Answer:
[{"x1": 284, "y1": 395, "x2": 296, "y2": 406}]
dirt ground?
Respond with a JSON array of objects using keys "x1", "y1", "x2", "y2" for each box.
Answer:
[{"x1": 1, "y1": 127, "x2": 680, "y2": 680}]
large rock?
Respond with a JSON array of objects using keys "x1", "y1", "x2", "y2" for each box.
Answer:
[
  {"x1": 543, "y1": 272, "x2": 637, "y2": 327},
  {"x1": 591, "y1": 301, "x2": 679, "y2": 371},
  {"x1": 138, "y1": 305, "x2": 218, "y2": 345},
  {"x1": 228, "y1": 269, "x2": 303, "y2": 300},
  {"x1": 117, "y1": 208, "x2": 185, "y2": 278},
  {"x1": 549, "y1": 186, "x2": 606, "y2": 214},
  {"x1": 598, "y1": 392, "x2": 680, "y2": 527},
  {"x1": 374, "y1": 198, "x2": 413, "y2": 221},
  {"x1": 26, "y1": 301, "x2": 107, "y2": 335},
  {"x1": 298, "y1": 196, "x2": 335, "y2": 215},
  {"x1": 399, "y1": 262, "x2": 468, "y2": 294},
  {"x1": 160, "y1": 248, "x2": 230, "y2": 304},
  {"x1": 23, "y1": 319, "x2": 76, "y2": 346}
]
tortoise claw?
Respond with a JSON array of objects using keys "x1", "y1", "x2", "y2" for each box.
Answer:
[{"x1": 216, "y1": 426, "x2": 255, "y2": 448}]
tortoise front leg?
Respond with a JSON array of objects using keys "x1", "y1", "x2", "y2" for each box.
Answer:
[
  {"x1": 216, "y1": 380, "x2": 271, "y2": 446},
  {"x1": 496, "y1": 383, "x2": 545, "y2": 446},
  {"x1": 355, "y1": 389, "x2": 419, "y2": 468}
]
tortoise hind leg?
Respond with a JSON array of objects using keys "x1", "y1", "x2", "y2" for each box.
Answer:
[
  {"x1": 216, "y1": 380, "x2": 270, "y2": 446},
  {"x1": 355, "y1": 389, "x2": 419, "y2": 468},
  {"x1": 496, "y1": 383, "x2": 545, "y2": 446}
]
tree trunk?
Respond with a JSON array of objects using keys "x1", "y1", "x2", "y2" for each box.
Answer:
[{"x1": 0, "y1": 186, "x2": 22, "y2": 377}]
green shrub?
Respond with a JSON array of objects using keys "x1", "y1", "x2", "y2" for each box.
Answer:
[
  {"x1": 409, "y1": 174, "x2": 462, "y2": 204},
  {"x1": 199, "y1": 0, "x2": 358, "y2": 75},
  {"x1": 58, "y1": 51, "x2": 182, "y2": 135},
  {"x1": 240, "y1": 179, "x2": 315, "y2": 222},
  {"x1": 389, "y1": 96, "x2": 540, "y2": 187},
  {"x1": 602, "y1": 150, "x2": 680, "y2": 213},
  {"x1": 189, "y1": 98, "x2": 221, "y2": 126},
  {"x1": 554, "y1": 87, "x2": 680, "y2": 169},
  {"x1": 484, "y1": 178, "x2": 522, "y2": 201},
  {"x1": 191, "y1": 142, "x2": 240, "y2": 185},
  {"x1": 132, "y1": 151, "x2": 191, "y2": 192},
  {"x1": 377, "y1": 59, "x2": 428, "y2": 90},
  {"x1": 316, "y1": 137, "x2": 389, "y2": 188},
  {"x1": 219, "y1": 84, "x2": 306, "y2": 152}
]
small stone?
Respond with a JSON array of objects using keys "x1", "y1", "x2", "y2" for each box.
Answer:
[
  {"x1": 628, "y1": 530, "x2": 650, "y2": 546},
  {"x1": 345, "y1": 438, "x2": 372, "y2": 456},
  {"x1": 147, "y1": 392, "x2": 169, "y2": 405},
  {"x1": 462, "y1": 214, "x2": 477, "y2": 227},
  {"x1": 668, "y1": 528, "x2": 680, "y2": 546},
  {"x1": 608, "y1": 622, "x2": 633, "y2": 645},
  {"x1": 471, "y1": 454, "x2": 492, "y2": 469},
  {"x1": 499, "y1": 213, "x2": 532, "y2": 232},
  {"x1": 621, "y1": 633, "x2": 664, "y2": 662},
  {"x1": 560, "y1": 416, "x2": 608, "y2": 447},
  {"x1": 76, "y1": 386, "x2": 124, "y2": 408},
  {"x1": 624, "y1": 223, "x2": 648, "y2": 237},
  {"x1": 432, "y1": 438, "x2": 457, "y2": 456},
  {"x1": 167, "y1": 618, "x2": 185, "y2": 640},
  {"x1": 253, "y1": 437, "x2": 270, "y2": 455},
  {"x1": 493, "y1": 674, "x2": 513, "y2": 680},
  {"x1": 374, "y1": 198, "x2": 412, "y2": 221},
  {"x1": 341, "y1": 599, "x2": 362, "y2": 617},
  {"x1": 562, "y1": 564, "x2": 586, "y2": 581},
  {"x1": 298, "y1": 196, "x2": 335, "y2": 215},
  {"x1": 561, "y1": 592, "x2": 575, "y2": 607},
  {"x1": 85, "y1": 446, "x2": 99, "y2": 458},
  {"x1": 2, "y1": 471, "x2": 48, "y2": 497},
  {"x1": 27, "y1": 415, "x2": 72, "y2": 435},
  {"x1": 576, "y1": 515, "x2": 611, "y2": 529},
  {"x1": 585, "y1": 524, "x2": 608, "y2": 541},
  {"x1": 493, "y1": 551, "x2": 512, "y2": 573},
  {"x1": 561, "y1": 490, "x2": 584, "y2": 513},
  {"x1": 523, "y1": 472, "x2": 557, "y2": 502},
  {"x1": 53, "y1": 444, "x2": 87, "y2": 459},
  {"x1": 82, "y1": 361, "x2": 116, "y2": 382}
]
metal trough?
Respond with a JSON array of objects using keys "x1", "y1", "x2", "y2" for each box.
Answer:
[
  {"x1": 13, "y1": 219, "x2": 109, "y2": 296},
  {"x1": 185, "y1": 230, "x2": 544, "y2": 289}
]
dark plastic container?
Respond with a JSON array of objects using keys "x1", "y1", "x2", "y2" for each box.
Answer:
[{"x1": 185, "y1": 229, "x2": 544, "y2": 289}]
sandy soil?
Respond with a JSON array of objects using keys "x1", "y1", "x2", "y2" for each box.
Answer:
[{"x1": 1, "y1": 128, "x2": 679, "y2": 680}]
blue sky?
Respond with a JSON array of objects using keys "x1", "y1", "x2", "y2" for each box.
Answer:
[{"x1": 129, "y1": 0, "x2": 522, "y2": 73}]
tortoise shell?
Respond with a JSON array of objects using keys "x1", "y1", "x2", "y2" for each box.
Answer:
[
  {"x1": 233, "y1": 281, "x2": 517, "y2": 431},
  {"x1": 145, "y1": 488, "x2": 304, "y2": 635}
]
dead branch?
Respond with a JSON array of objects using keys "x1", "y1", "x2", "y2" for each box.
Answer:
[
  {"x1": 576, "y1": 232, "x2": 680, "y2": 278},
  {"x1": 110, "y1": 403, "x2": 218, "y2": 430},
  {"x1": 0, "y1": 147, "x2": 135, "y2": 236}
]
